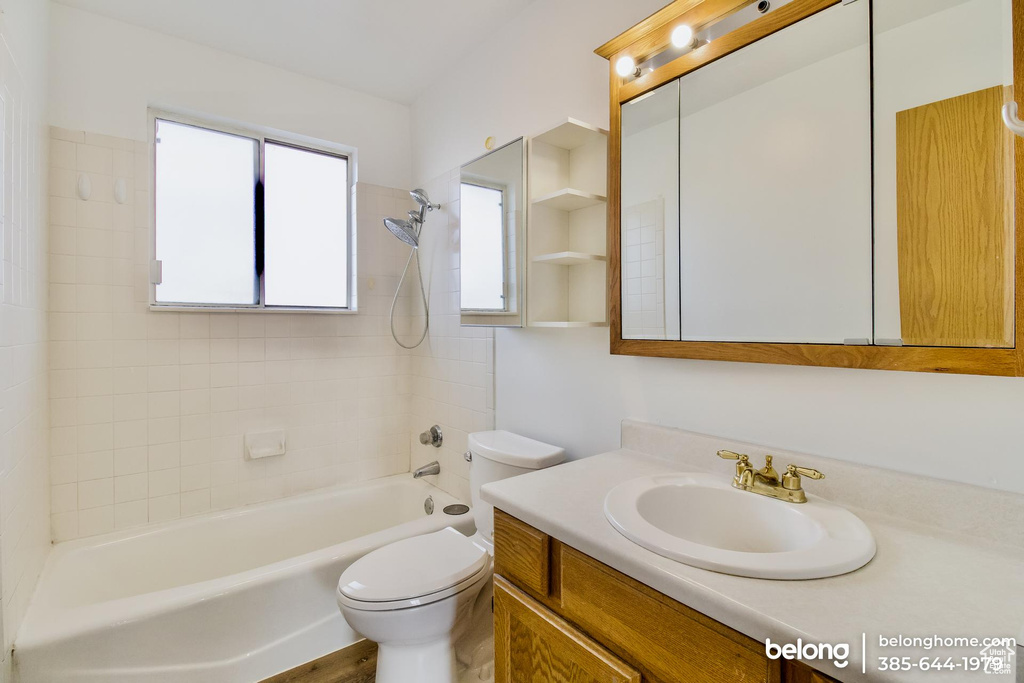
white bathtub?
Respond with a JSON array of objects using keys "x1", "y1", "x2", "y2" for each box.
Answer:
[{"x1": 16, "y1": 475, "x2": 473, "y2": 683}]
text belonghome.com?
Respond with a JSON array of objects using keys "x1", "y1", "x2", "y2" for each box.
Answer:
[{"x1": 764, "y1": 634, "x2": 1017, "y2": 676}]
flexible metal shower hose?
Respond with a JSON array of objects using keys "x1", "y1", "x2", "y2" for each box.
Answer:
[{"x1": 389, "y1": 246, "x2": 429, "y2": 349}]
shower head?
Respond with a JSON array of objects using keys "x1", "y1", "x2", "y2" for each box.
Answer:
[
  {"x1": 383, "y1": 217, "x2": 419, "y2": 248},
  {"x1": 410, "y1": 189, "x2": 440, "y2": 211}
]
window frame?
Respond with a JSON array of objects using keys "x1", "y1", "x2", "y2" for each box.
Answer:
[
  {"x1": 148, "y1": 109, "x2": 357, "y2": 313},
  {"x1": 459, "y1": 178, "x2": 510, "y2": 314}
]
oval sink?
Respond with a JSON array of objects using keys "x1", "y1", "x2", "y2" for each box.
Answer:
[{"x1": 605, "y1": 473, "x2": 875, "y2": 579}]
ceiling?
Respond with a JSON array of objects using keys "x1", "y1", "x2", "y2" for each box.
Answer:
[{"x1": 54, "y1": 0, "x2": 536, "y2": 104}]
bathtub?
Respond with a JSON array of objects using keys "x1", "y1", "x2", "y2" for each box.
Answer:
[{"x1": 16, "y1": 475, "x2": 473, "y2": 683}]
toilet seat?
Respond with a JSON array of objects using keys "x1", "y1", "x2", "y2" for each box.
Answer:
[{"x1": 337, "y1": 527, "x2": 490, "y2": 612}]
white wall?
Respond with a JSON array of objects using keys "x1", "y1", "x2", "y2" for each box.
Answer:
[
  {"x1": 48, "y1": 3, "x2": 411, "y2": 189},
  {"x1": 411, "y1": 0, "x2": 1024, "y2": 496},
  {"x1": 0, "y1": 0, "x2": 51, "y2": 677},
  {"x1": 412, "y1": 1, "x2": 667, "y2": 183},
  {"x1": 406, "y1": 0, "x2": 667, "y2": 497}
]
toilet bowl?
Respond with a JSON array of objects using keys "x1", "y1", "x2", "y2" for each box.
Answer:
[
  {"x1": 337, "y1": 528, "x2": 491, "y2": 683},
  {"x1": 336, "y1": 430, "x2": 565, "y2": 683}
]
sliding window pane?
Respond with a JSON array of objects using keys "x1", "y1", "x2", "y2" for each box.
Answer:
[
  {"x1": 263, "y1": 143, "x2": 349, "y2": 308},
  {"x1": 154, "y1": 119, "x2": 258, "y2": 305}
]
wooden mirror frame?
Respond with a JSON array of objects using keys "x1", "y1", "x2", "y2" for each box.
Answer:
[{"x1": 597, "y1": 0, "x2": 1024, "y2": 377}]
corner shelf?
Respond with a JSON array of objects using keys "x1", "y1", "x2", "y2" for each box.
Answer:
[
  {"x1": 532, "y1": 251, "x2": 607, "y2": 266},
  {"x1": 532, "y1": 188, "x2": 607, "y2": 212},
  {"x1": 532, "y1": 118, "x2": 608, "y2": 150},
  {"x1": 527, "y1": 118, "x2": 609, "y2": 329}
]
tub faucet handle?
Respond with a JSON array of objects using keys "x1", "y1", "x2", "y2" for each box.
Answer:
[{"x1": 419, "y1": 425, "x2": 443, "y2": 448}]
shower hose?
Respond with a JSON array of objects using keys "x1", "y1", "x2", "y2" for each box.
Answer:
[{"x1": 389, "y1": 245, "x2": 429, "y2": 349}]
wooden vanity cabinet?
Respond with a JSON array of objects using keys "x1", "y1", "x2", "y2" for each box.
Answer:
[{"x1": 493, "y1": 509, "x2": 838, "y2": 683}]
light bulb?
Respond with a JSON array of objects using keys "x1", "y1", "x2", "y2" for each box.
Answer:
[
  {"x1": 615, "y1": 56, "x2": 638, "y2": 78},
  {"x1": 671, "y1": 24, "x2": 695, "y2": 48}
]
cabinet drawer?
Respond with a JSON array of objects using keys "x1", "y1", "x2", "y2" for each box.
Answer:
[
  {"x1": 494, "y1": 508, "x2": 552, "y2": 597},
  {"x1": 494, "y1": 576, "x2": 641, "y2": 683},
  {"x1": 559, "y1": 547, "x2": 780, "y2": 683}
]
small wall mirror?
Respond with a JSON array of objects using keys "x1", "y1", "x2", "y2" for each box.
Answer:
[{"x1": 460, "y1": 138, "x2": 526, "y2": 326}]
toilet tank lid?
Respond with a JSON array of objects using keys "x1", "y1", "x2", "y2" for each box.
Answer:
[{"x1": 468, "y1": 430, "x2": 565, "y2": 469}]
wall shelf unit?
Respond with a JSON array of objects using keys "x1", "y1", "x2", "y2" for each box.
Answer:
[
  {"x1": 532, "y1": 251, "x2": 607, "y2": 266},
  {"x1": 527, "y1": 118, "x2": 609, "y2": 328},
  {"x1": 532, "y1": 188, "x2": 607, "y2": 212}
]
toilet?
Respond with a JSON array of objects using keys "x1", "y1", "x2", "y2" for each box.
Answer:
[{"x1": 336, "y1": 430, "x2": 565, "y2": 683}]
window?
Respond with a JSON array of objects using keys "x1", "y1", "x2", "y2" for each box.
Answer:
[
  {"x1": 152, "y1": 114, "x2": 352, "y2": 310},
  {"x1": 460, "y1": 182, "x2": 507, "y2": 311}
]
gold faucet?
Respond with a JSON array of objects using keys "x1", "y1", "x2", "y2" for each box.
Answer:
[{"x1": 716, "y1": 450, "x2": 825, "y2": 504}]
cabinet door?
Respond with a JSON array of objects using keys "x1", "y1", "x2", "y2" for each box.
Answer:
[
  {"x1": 494, "y1": 576, "x2": 641, "y2": 683},
  {"x1": 558, "y1": 547, "x2": 778, "y2": 683},
  {"x1": 782, "y1": 661, "x2": 840, "y2": 683}
]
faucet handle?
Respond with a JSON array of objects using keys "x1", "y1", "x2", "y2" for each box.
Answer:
[
  {"x1": 782, "y1": 464, "x2": 825, "y2": 494},
  {"x1": 790, "y1": 465, "x2": 825, "y2": 480},
  {"x1": 716, "y1": 449, "x2": 749, "y2": 462}
]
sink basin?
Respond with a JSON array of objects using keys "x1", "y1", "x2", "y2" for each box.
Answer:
[{"x1": 604, "y1": 473, "x2": 875, "y2": 579}]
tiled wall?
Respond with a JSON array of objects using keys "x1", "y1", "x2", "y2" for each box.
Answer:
[
  {"x1": 48, "y1": 126, "x2": 419, "y2": 541},
  {"x1": 408, "y1": 169, "x2": 495, "y2": 502},
  {"x1": 622, "y1": 199, "x2": 666, "y2": 340},
  {"x1": 0, "y1": 15, "x2": 51, "y2": 673}
]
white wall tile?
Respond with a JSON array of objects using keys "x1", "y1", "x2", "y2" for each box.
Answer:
[
  {"x1": 114, "y1": 500, "x2": 148, "y2": 529},
  {"x1": 49, "y1": 129, "x2": 417, "y2": 540},
  {"x1": 114, "y1": 473, "x2": 147, "y2": 503},
  {"x1": 407, "y1": 171, "x2": 495, "y2": 500}
]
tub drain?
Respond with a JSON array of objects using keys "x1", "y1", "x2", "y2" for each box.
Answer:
[{"x1": 443, "y1": 504, "x2": 470, "y2": 515}]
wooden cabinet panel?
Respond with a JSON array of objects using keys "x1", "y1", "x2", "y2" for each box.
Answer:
[
  {"x1": 896, "y1": 85, "x2": 1015, "y2": 348},
  {"x1": 783, "y1": 661, "x2": 841, "y2": 683},
  {"x1": 494, "y1": 576, "x2": 641, "y2": 683},
  {"x1": 494, "y1": 508, "x2": 552, "y2": 598},
  {"x1": 558, "y1": 546, "x2": 780, "y2": 683},
  {"x1": 493, "y1": 511, "x2": 836, "y2": 683}
]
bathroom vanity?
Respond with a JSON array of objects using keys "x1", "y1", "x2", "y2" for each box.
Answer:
[
  {"x1": 492, "y1": 509, "x2": 835, "y2": 682},
  {"x1": 482, "y1": 421, "x2": 1024, "y2": 683}
]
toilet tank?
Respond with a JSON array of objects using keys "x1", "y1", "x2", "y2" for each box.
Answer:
[{"x1": 468, "y1": 431, "x2": 565, "y2": 542}]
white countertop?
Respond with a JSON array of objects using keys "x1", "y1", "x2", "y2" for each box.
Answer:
[{"x1": 481, "y1": 449, "x2": 1024, "y2": 682}]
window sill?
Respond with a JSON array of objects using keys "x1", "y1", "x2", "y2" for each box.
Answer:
[{"x1": 149, "y1": 304, "x2": 358, "y2": 314}]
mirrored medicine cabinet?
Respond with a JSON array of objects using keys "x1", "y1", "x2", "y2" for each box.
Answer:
[
  {"x1": 598, "y1": 0, "x2": 1024, "y2": 376},
  {"x1": 459, "y1": 138, "x2": 527, "y2": 327}
]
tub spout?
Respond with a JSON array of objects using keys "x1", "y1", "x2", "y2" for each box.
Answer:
[{"x1": 413, "y1": 461, "x2": 440, "y2": 478}]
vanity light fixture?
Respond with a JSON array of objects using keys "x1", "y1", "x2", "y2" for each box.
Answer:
[
  {"x1": 670, "y1": 24, "x2": 696, "y2": 49},
  {"x1": 615, "y1": 55, "x2": 641, "y2": 78}
]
